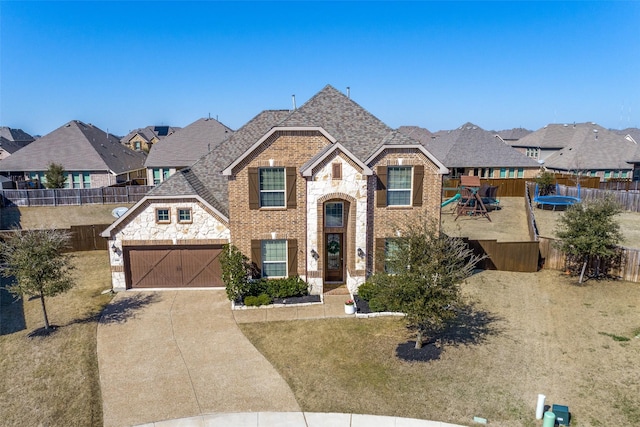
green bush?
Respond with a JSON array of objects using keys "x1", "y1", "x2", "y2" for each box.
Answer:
[
  {"x1": 357, "y1": 274, "x2": 401, "y2": 312},
  {"x1": 244, "y1": 293, "x2": 272, "y2": 306},
  {"x1": 265, "y1": 276, "x2": 309, "y2": 298}
]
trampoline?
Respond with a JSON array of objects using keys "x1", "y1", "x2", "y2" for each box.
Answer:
[{"x1": 534, "y1": 183, "x2": 581, "y2": 210}]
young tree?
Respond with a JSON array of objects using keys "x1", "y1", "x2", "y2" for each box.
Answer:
[
  {"x1": 368, "y1": 215, "x2": 485, "y2": 349},
  {"x1": 220, "y1": 243, "x2": 252, "y2": 302},
  {"x1": 0, "y1": 229, "x2": 75, "y2": 331},
  {"x1": 555, "y1": 197, "x2": 623, "y2": 283},
  {"x1": 44, "y1": 162, "x2": 67, "y2": 189},
  {"x1": 535, "y1": 171, "x2": 556, "y2": 196}
]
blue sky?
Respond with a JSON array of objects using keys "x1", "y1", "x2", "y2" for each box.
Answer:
[{"x1": 1, "y1": 1, "x2": 639, "y2": 137}]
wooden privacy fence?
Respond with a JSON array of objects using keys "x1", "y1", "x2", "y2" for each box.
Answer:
[
  {"x1": 443, "y1": 175, "x2": 601, "y2": 198},
  {"x1": 0, "y1": 186, "x2": 153, "y2": 207},
  {"x1": 0, "y1": 224, "x2": 109, "y2": 252},
  {"x1": 559, "y1": 184, "x2": 640, "y2": 212},
  {"x1": 464, "y1": 238, "x2": 540, "y2": 272},
  {"x1": 539, "y1": 236, "x2": 640, "y2": 283}
]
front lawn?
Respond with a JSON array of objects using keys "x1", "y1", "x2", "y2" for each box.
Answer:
[
  {"x1": 0, "y1": 251, "x2": 113, "y2": 426},
  {"x1": 240, "y1": 269, "x2": 640, "y2": 427}
]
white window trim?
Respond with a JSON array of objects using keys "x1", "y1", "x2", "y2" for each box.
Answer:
[
  {"x1": 259, "y1": 167, "x2": 286, "y2": 208},
  {"x1": 261, "y1": 239, "x2": 288, "y2": 278},
  {"x1": 387, "y1": 166, "x2": 413, "y2": 206}
]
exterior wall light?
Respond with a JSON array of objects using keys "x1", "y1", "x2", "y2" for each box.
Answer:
[{"x1": 310, "y1": 249, "x2": 319, "y2": 260}]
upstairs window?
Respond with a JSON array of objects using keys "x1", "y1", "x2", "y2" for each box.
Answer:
[
  {"x1": 178, "y1": 208, "x2": 192, "y2": 223},
  {"x1": 259, "y1": 168, "x2": 285, "y2": 207},
  {"x1": 325, "y1": 202, "x2": 344, "y2": 228},
  {"x1": 152, "y1": 168, "x2": 170, "y2": 185},
  {"x1": 155, "y1": 208, "x2": 170, "y2": 223},
  {"x1": 387, "y1": 166, "x2": 412, "y2": 206}
]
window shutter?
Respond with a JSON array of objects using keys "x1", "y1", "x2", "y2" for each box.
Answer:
[
  {"x1": 375, "y1": 238, "x2": 386, "y2": 273},
  {"x1": 332, "y1": 162, "x2": 342, "y2": 180},
  {"x1": 248, "y1": 168, "x2": 259, "y2": 210},
  {"x1": 286, "y1": 167, "x2": 297, "y2": 209},
  {"x1": 287, "y1": 239, "x2": 298, "y2": 276},
  {"x1": 412, "y1": 165, "x2": 424, "y2": 207},
  {"x1": 376, "y1": 166, "x2": 387, "y2": 208},
  {"x1": 251, "y1": 240, "x2": 262, "y2": 278}
]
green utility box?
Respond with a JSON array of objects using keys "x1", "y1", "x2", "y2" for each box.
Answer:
[{"x1": 552, "y1": 404, "x2": 570, "y2": 426}]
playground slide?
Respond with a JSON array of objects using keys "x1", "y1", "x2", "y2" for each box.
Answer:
[{"x1": 441, "y1": 193, "x2": 461, "y2": 207}]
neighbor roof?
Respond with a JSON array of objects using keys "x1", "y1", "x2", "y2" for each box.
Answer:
[
  {"x1": 0, "y1": 120, "x2": 146, "y2": 173},
  {"x1": 512, "y1": 122, "x2": 608, "y2": 149},
  {"x1": 0, "y1": 127, "x2": 35, "y2": 143},
  {"x1": 400, "y1": 123, "x2": 540, "y2": 168},
  {"x1": 496, "y1": 128, "x2": 532, "y2": 141},
  {"x1": 144, "y1": 118, "x2": 233, "y2": 168},
  {"x1": 120, "y1": 125, "x2": 180, "y2": 145},
  {"x1": 542, "y1": 124, "x2": 637, "y2": 170}
]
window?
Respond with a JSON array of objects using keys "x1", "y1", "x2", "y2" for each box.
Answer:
[
  {"x1": 604, "y1": 170, "x2": 612, "y2": 179},
  {"x1": 155, "y1": 208, "x2": 170, "y2": 223},
  {"x1": 178, "y1": 208, "x2": 192, "y2": 223},
  {"x1": 526, "y1": 147, "x2": 540, "y2": 159},
  {"x1": 83, "y1": 173, "x2": 91, "y2": 188},
  {"x1": 262, "y1": 240, "x2": 287, "y2": 278},
  {"x1": 259, "y1": 168, "x2": 285, "y2": 207},
  {"x1": 28, "y1": 171, "x2": 46, "y2": 185},
  {"x1": 325, "y1": 202, "x2": 343, "y2": 228},
  {"x1": 384, "y1": 238, "x2": 401, "y2": 274},
  {"x1": 387, "y1": 166, "x2": 412, "y2": 206},
  {"x1": 517, "y1": 168, "x2": 524, "y2": 178},
  {"x1": 152, "y1": 168, "x2": 170, "y2": 185}
]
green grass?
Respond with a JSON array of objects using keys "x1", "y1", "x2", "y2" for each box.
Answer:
[
  {"x1": 599, "y1": 331, "x2": 631, "y2": 342},
  {"x1": 0, "y1": 251, "x2": 113, "y2": 426}
]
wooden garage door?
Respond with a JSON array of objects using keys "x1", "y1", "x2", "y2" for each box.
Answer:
[{"x1": 125, "y1": 246, "x2": 224, "y2": 288}]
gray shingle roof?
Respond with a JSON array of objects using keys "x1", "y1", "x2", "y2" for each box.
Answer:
[
  {"x1": 0, "y1": 136, "x2": 29, "y2": 155},
  {"x1": 0, "y1": 127, "x2": 35, "y2": 143},
  {"x1": 615, "y1": 127, "x2": 640, "y2": 145},
  {"x1": 0, "y1": 120, "x2": 146, "y2": 173},
  {"x1": 542, "y1": 124, "x2": 637, "y2": 170},
  {"x1": 399, "y1": 123, "x2": 539, "y2": 168},
  {"x1": 120, "y1": 125, "x2": 180, "y2": 144},
  {"x1": 496, "y1": 128, "x2": 532, "y2": 141},
  {"x1": 144, "y1": 118, "x2": 233, "y2": 168},
  {"x1": 511, "y1": 123, "x2": 604, "y2": 149}
]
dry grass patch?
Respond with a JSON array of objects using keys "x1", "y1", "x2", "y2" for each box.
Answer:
[
  {"x1": 240, "y1": 269, "x2": 640, "y2": 427},
  {"x1": 0, "y1": 204, "x2": 133, "y2": 230},
  {"x1": 0, "y1": 251, "x2": 113, "y2": 426}
]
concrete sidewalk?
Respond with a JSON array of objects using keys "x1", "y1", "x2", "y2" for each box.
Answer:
[{"x1": 136, "y1": 412, "x2": 466, "y2": 426}]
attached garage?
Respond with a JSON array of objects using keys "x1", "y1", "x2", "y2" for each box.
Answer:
[{"x1": 124, "y1": 245, "x2": 224, "y2": 289}]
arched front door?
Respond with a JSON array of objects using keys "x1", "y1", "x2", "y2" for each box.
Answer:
[{"x1": 323, "y1": 200, "x2": 347, "y2": 283}]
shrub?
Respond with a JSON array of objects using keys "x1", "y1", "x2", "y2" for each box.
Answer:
[
  {"x1": 357, "y1": 274, "x2": 401, "y2": 312},
  {"x1": 244, "y1": 293, "x2": 272, "y2": 307},
  {"x1": 266, "y1": 276, "x2": 309, "y2": 298}
]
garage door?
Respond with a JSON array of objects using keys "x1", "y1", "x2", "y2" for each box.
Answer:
[{"x1": 125, "y1": 245, "x2": 224, "y2": 288}]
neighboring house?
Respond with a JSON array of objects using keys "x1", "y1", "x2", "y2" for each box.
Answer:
[
  {"x1": 120, "y1": 125, "x2": 180, "y2": 152},
  {"x1": 399, "y1": 123, "x2": 540, "y2": 179},
  {"x1": 0, "y1": 127, "x2": 36, "y2": 160},
  {"x1": 495, "y1": 127, "x2": 532, "y2": 145},
  {"x1": 144, "y1": 118, "x2": 233, "y2": 186},
  {"x1": 0, "y1": 120, "x2": 147, "y2": 188},
  {"x1": 615, "y1": 127, "x2": 640, "y2": 145},
  {"x1": 539, "y1": 124, "x2": 637, "y2": 181},
  {"x1": 101, "y1": 85, "x2": 448, "y2": 294}
]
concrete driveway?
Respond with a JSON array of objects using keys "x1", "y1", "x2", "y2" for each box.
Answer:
[{"x1": 97, "y1": 290, "x2": 300, "y2": 427}]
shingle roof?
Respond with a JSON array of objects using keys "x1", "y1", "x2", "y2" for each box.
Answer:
[
  {"x1": 511, "y1": 123, "x2": 604, "y2": 149},
  {"x1": 144, "y1": 118, "x2": 233, "y2": 168},
  {"x1": 0, "y1": 127, "x2": 35, "y2": 143},
  {"x1": 151, "y1": 85, "x2": 432, "y2": 216},
  {"x1": 615, "y1": 127, "x2": 640, "y2": 145},
  {"x1": 150, "y1": 110, "x2": 290, "y2": 218},
  {"x1": 0, "y1": 136, "x2": 29, "y2": 155},
  {"x1": 120, "y1": 125, "x2": 180, "y2": 145},
  {"x1": 0, "y1": 120, "x2": 146, "y2": 173},
  {"x1": 399, "y1": 123, "x2": 539, "y2": 168},
  {"x1": 542, "y1": 124, "x2": 637, "y2": 170},
  {"x1": 278, "y1": 85, "x2": 400, "y2": 160},
  {"x1": 496, "y1": 128, "x2": 532, "y2": 141}
]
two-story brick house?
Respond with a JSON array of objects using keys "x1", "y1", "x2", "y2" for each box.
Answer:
[{"x1": 101, "y1": 86, "x2": 448, "y2": 294}]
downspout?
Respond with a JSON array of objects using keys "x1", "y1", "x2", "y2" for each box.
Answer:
[{"x1": 304, "y1": 170, "x2": 308, "y2": 283}]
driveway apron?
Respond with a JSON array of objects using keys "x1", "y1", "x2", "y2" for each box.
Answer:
[{"x1": 97, "y1": 290, "x2": 301, "y2": 427}]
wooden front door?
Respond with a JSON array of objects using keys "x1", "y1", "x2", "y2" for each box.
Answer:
[{"x1": 325, "y1": 233, "x2": 344, "y2": 282}]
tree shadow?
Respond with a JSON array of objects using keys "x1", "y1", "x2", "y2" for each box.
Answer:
[
  {"x1": 97, "y1": 293, "x2": 161, "y2": 325},
  {"x1": 0, "y1": 280, "x2": 26, "y2": 335},
  {"x1": 395, "y1": 303, "x2": 503, "y2": 362},
  {"x1": 0, "y1": 206, "x2": 22, "y2": 230}
]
